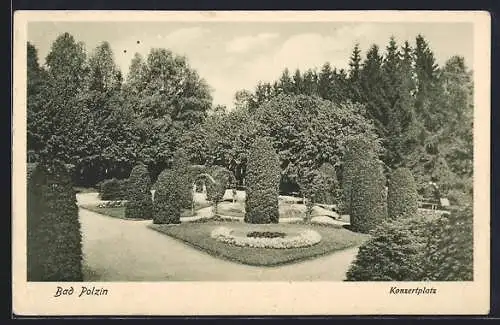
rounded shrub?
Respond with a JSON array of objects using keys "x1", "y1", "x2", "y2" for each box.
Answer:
[
  {"x1": 124, "y1": 163, "x2": 153, "y2": 219},
  {"x1": 388, "y1": 168, "x2": 418, "y2": 219},
  {"x1": 244, "y1": 137, "x2": 280, "y2": 224},
  {"x1": 345, "y1": 205, "x2": 473, "y2": 281},
  {"x1": 27, "y1": 161, "x2": 83, "y2": 281},
  {"x1": 350, "y1": 158, "x2": 388, "y2": 233},
  {"x1": 345, "y1": 216, "x2": 428, "y2": 281},
  {"x1": 340, "y1": 136, "x2": 379, "y2": 215},
  {"x1": 99, "y1": 178, "x2": 128, "y2": 201},
  {"x1": 153, "y1": 169, "x2": 182, "y2": 224}
]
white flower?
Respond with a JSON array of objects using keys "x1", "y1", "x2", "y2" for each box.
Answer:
[{"x1": 210, "y1": 226, "x2": 321, "y2": 249}]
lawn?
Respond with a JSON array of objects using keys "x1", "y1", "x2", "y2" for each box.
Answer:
[
  {"x1": 148, "y1": 222, "x2": 369, "y2": 266},
  {"x1": 80, "y1": 201, "x2": 213, "y2": 220}
]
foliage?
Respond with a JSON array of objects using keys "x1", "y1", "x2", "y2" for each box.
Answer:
[
  {"x1": 387, "y1": 168, "x2": 418, "y2": 218},
  {"x1": 423, "y1": 205, "x2": 473, "y2": 280},
  {"x1": 152, "y1": 169, "x2": 182, "y2": 224},
  {"x1": 152, "y1": 148, "x2": 192, "y2": 224},
  {"x1": 346, "y1": 205, "x2": 473, "y2": 281},
  {"x1": 206, "y1": 166, "x2": 234, "y2": 213},
  {"x1": 125, "y1": 163, "x2": 153, "y2": 219},
  {"x1": 244, "y1": 137, "x2": 281, "y2": 224},
  {"x1": 349, "y1": 158, "x2": 388, "y2": 233},
  {"x1": 256, "y1": 94, "x2": 379, "y2": 193},
  {"x1": 99, "y1": 178, "x2": 128, "y2": 201},
  {"x1": 27, "y1": 161, "x2": 83, "y2": 281},
  {"x1": 340, "y1": 135, "x2": 382, "y2": 215},
  {"x1": 346, "y1": 216, "x2": 428, "y2": 281},
  {"x1": 298, "y1": 162, "x2": 340, "y2": 221}
]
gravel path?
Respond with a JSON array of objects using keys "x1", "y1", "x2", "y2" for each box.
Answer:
[{"x1": 77, "y1": 193, "x2": 359, "y2": 281}]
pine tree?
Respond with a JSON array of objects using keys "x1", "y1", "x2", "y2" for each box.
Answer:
[
  {"x1": 293, "y1": 69, "x2": 303, "y2": 94},
  {"x1": 359, "y1": 44, "x2": 389, "y2": 142},
  {"x1": 278, "y1": 68, "x2": 294, "y2": 94},
  {"x1": 318, "y1": 62, "x2": 334, "y2": 100},
  {"x1": 348, "y1": 43, "x2": 362, "y2": 81}
]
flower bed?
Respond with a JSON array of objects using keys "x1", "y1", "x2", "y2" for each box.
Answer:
[
  {"x1": 96, "y1": 200, "x2": 127, "y2": 208},
  {"x1": 210, "y1": 226, "x2": 321, "y2": 249},
  {"x1": 247, "y1": 231, "x2": 286, "y2": 238}
]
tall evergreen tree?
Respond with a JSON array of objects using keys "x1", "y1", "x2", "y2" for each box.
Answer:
[
  {"x1": 359, "y1": 44, "x2": 389, "y2": 142},
  {"x1": 292, "y1": 69, "x2": 303, "y2": 94},
  {"x1": 348, "y1": 43, "x2": 362, "y2": 81},
  {"x1": 278, "y1": 68, "x2": 294, "y2": 94}
]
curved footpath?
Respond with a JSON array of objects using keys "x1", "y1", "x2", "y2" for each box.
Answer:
[{"x1": 78, "y1": 193, "x2": 359, "y2": 281}]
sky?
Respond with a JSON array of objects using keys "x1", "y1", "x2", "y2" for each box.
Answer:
[{"x1": 28, "y1": 21, "x2": 473, "y2": 108}]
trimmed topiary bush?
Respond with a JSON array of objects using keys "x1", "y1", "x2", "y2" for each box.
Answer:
[
  {"x1": 125, "y1": 163, "x2": 153, "y2": 219},
  {"x1": 99, "y1": 178, "x2": 128, "y2": 201},
  {"x1": 350, "y1": 158, "x2": 388, "y2": 233},
  {"x1": 244, "y1": 137, "x2": 280, "y2": 224},
  {"x1": 340, "y1": 136, "x2": 380, "y2": 215},
  {"x1": 345, "y1": 216, "x2": 428, "y2": 281},
  {"x1": 172, "y1": 149, "x2": 193, "y2": 209},
  {"x1": 27, "y1": 161, "x2": 83, "y2": 281},
  {"x1": 388, "y1": 168, "x2": 418, "y2": 219},
  {"x1": 153, "y1": 169, "x2": 182, "y2": 224}
]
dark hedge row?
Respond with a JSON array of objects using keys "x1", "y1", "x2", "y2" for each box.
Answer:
[
  {"x1": 244, "y1": 137, "x2": 280, "y2": 224},
  {"x1": 124, "y1": 163, "x2": 152, "y2": 219},
  {"x1": 27, "y1": 162, "x2": 83, "y2": 281}
]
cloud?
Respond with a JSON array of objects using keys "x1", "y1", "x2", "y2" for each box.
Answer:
[
  {"x1": 162, "y1": 27, "x2": 210, "y2": 46},
  {"x1": 212, "y1": 24, "x2": 383, "y2": 107},
  {"x1": 226, "y1": 33, "x2": 279, "y2": 53}
]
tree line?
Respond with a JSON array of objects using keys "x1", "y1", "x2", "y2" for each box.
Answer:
[{"x1": 27, "y1": 32, "x2": 473, "y2": 206}]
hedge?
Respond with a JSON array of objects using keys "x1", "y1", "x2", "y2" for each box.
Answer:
[
  {"x1": 153, "y1": 169, "x2": 182, "y2": 224},
  {"x1": 244, "y1": 137, "x2": 280, "y2": 224},
  {"x1": 340, "y1": 136, "x2": 379, "y2": 215},
  {"x1": 99, "y1": 178, "x2": 128, "y2": 201},
  {"x1": 349, "y1": 158, "x2": 387, "y2": 233},
  {"x1": 27, "y1": 161, "x2": 83, "y2": 281},
  {"x1": 346, "y1": 205, "x2": 473, "y2": 281},
  {"x1": 387, "y1": 168, "x2": 418, "y2": 219},
  {"x1": 124, "y1": 163, "x2": 152, "y2": 219}
]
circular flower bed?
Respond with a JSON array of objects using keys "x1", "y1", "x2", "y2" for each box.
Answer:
[{"x1": 210, "y1": 226, "x2": 321, "y2": 249}]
